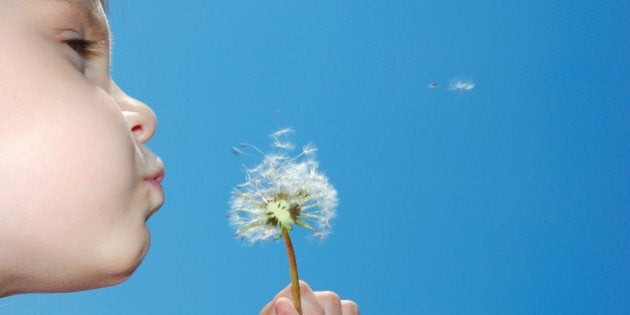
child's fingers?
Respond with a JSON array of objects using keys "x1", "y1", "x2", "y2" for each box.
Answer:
[
  {"x1": 276, "y1": 297, "x2": 300, "y2": 315},
  {"x1": 260, "y1": 281, "x2": 318, "y2": 315},
  {"x1": 295, "y1": 280, "x2": 326, "y2": 314},
  {"x1": 261, "y1": 280, "x2": 358, "y2": 315},
  {"x1": 341, "y1": 300, "x2": 360, "y2": 315},
  {"x1": 260, "y1": 297, "x2": 298, "y2": 315},
  {"x1": 314, "y1": 291, "x2": 342, "y2": 314},
  {"x1": 314, "y1": 291, "x2": 360, "y2": 315}
]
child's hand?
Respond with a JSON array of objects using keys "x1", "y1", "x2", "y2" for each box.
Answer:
[{"x1": 260, "y1": 281, "x2": 359, "y2": 315}]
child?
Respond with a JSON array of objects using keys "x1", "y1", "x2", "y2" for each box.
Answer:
[{"x1": 0, "y1": 1, "x2": 358, "y2": 314}]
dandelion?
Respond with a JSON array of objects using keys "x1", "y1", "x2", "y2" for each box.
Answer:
[{"x1": 229, "y1": 128, "x2": 338, "y2": 314}]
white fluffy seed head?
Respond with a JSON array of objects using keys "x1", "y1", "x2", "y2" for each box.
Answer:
[{"x1": 229, "y1": 128, "x2": 338, "y2": 243}]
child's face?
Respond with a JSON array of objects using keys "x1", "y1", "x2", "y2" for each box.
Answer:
[{"x1": 0, "y1": 0, "x2": 164, "y2": 294}]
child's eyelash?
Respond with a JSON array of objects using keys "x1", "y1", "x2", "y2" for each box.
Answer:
[{"x1": 64, "y1": 39, "x2": 98, "y2": 57}]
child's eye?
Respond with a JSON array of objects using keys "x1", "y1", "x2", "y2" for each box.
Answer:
[{"x1": 64, "y1": 39, "x2": 97, "y2": 58}]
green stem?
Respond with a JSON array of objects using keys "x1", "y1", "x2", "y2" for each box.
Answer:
[{"x1": 282, "y1": 228, "x2": 302, "y2": 315}]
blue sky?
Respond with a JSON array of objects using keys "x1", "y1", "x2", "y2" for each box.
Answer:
[{"x1": 3, "y1": 0, "x2": 629, "y2": 314}]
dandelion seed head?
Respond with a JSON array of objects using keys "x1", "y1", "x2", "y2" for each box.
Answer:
[{"x1": 229, "y1": 128, "x2": 338, "y2": 243}]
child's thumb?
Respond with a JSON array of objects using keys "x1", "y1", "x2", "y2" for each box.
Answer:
[{"x1": 275, "y1": 297, "x2": 299, "y2": 315}]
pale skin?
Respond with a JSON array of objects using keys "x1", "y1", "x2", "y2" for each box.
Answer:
[{"x1": 0, "y1": 1, "x2": 358, "y2": 314}]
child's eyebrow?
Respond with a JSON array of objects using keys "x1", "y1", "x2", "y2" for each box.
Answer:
[{"x1": 52, "y1": 0, "x2": 109, "y2": 38}]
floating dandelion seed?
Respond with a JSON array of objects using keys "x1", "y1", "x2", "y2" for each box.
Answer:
[
  {"x1": 448, "y1": 76, "x2": 475, "y2": 92},
  {"x1": 229, "y1": 127, "x2": 338, "y2": 314}
]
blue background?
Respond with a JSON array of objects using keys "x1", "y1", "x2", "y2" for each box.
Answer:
[{"x1": 3, "y1": 0, "x2": 629, "y2": 314}]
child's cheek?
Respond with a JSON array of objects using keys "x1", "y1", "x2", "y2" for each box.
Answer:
[{"x1": 12, "y1": 94, "x2": 135, "y2": 217}]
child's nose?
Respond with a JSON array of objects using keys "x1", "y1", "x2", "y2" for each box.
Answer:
[{"x1": 112, "y1": 84, "x2": 157, "y2": 143}]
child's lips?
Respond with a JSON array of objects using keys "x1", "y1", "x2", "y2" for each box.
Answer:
[
  {"x1": 144, "y1": 167, "x2": 165, "y2": 218},
  {"x1": 146, "y1": 168, "x2": 165, "y2": 195},
  {"x1": 147, "y1": 178, "x2": 163, "y2": 194},
  {"x1": 141, "y1": 152, "x2": 165, "y2": 218}
]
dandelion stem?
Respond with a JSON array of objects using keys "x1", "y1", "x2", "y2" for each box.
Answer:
[{"x1": 282, "y1": 228, "x2": 302, "y2": 314}]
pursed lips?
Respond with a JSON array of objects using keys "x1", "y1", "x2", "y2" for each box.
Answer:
[{"x1": 143, "y1": 158, "x2": 165, "y2": 218}]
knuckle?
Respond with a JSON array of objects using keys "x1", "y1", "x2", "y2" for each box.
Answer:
[
  {"x1": 317, "y1": 290, "x2": 341, "y2": 302},
  {"x1": 341, "y1": 300, "x2": 360, "y2": 315}
]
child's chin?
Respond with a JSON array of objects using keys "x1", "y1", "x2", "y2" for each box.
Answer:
[{"x1": 90, "y1": 228, "x2": 151, "y2": 287}]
